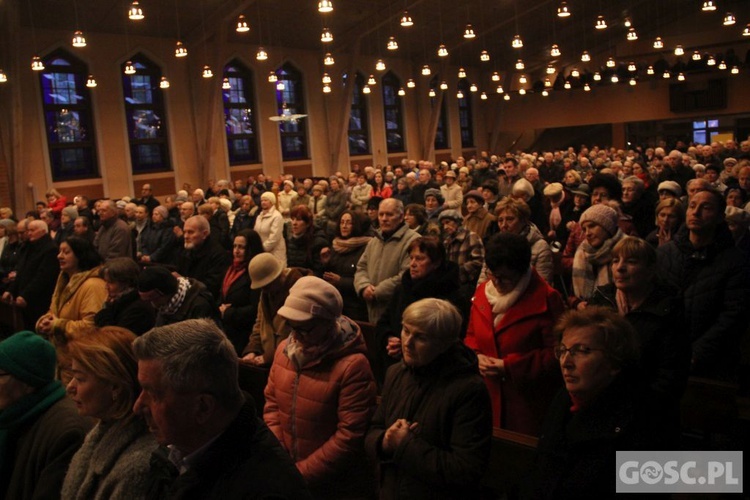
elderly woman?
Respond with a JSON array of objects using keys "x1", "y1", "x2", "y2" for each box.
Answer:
[
  {"x1": 403, "y1": 203, "x2": 435, "y2": 237},
  {"x1": 439, "y1": 209, "x2": 484, "y2": 300},
  {"x1": 62, "y1": 326, "x2": 157, "y2": 499},
  {"x1": 423, "y1": 188, "x2": 444, "y2": 222},
  {"x1": 562, "y1": 169, "x2": 581, "y2": 190},
  {"x1": 645, "y1": 198, "x2": 684, "y2": 248},
  {"x1": 532, "y1": 307, "x2": 669, "y2": 499},
  {"x1": 569, "y1": 204, "x2": 625, "y2": 309},
  {"x1": 588, "y1": 237, "x2": 690, "y2": 404},
  {"x1": 463, "y1": 190, "x2": 495, "y2": 240},
  {"x1": 94, "y1": 257, "x2": 155, "y2": 335},
  {"x1": 620, "y1": 176, "x2": 655, "y2": 238},
  {"x1": 366, "y1": 298, "x2": 492, "y2": 499},
  {"x1": 465, "y1": 233, "x2": 564, "y2": 435},
  {"x1": 725, "y1": 185, "x2": 748, "y2": 208},
  {"x1": 255, "y1": 191, "x2": 287, "y2": 266},
  {"x1": 219, "y1": 229, "x2": 264, "y2": 355},
  {"x1": 264, "y1": 276, "x2": 377, "y2": 499},
  {"x1": 54, "y1": 206, "x2": 78, "y2": 246},
  {"x1": 320, "y1": 210, "x2": 372, "y2": 322},
  {"x1": 139, "y1": 206, "x2": 176, "y2": 263},
  {"x1": 286, "y1": 205, "x2": 328, "y2": 273},
  {"x1": 492, "y1": 197, "x2": 553, "y2": 284}
]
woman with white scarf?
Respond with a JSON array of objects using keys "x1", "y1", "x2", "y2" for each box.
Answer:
[
  {"x1": 570, "y1": 204, "x2": 625, "y2": 310},
  {"x1": 465, "y1": 233, "x2": 564, "y2": 435}
]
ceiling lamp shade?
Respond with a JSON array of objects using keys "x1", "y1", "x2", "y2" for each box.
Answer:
[
  {"x1": 480, "y1": 50, "x2": 490, "y2": 62},
  {"x1": 318, "y1": 0, "x2": 333, "y2": 13},
  {"x1": 175, "y1": 41, "x2": 188, "y2": 57},
  {"x1": 368, "y1": 74, "x2": 376, "y2": 85},
  {"x1": 653, "y1": 37, "x2": 664, "y2": 49},
  {"x1": 584, "y1": 83, "x2": 591, "y2": 91},
  {"x1": 542, "y1": 89, "x2": 549, "y2": 97},
  {"x1": 611, "y1": 74, "x2": 619, "y2": 83},
  {"x1": 480, "y1": 92, "x2": 488, "y2": 100},
  {"x1": 718, "y1": 60, "x2": 727, "y2": 70},
  {"x1": 571, "y1": 68, "x2": 580, "y2": 78},
  {"x1": 268, "y1": 71, "x2": 278, "y2": 82},
  {"x1": 557, "y1": 2, "x2": 571, "y2": 18},
  {"x1": 581, "y1": 51, "x2": 591, "y2": 62},
  {"x1": 512, "y1": 35, "x2": 523, "y2": 48},
  {"x1": 363, "y1": 85, "x2": 372, "y2": 94},
  {"x1": 624, "y1": 17, "x2": 632, "y2": 28},
  {"x1": 86, "y1": 75, "x2": 97, "y2": 87},
  {"x1": 496, "y1": 85, "x2": 504, "y2": 93},
  {"x1": 724, "y1": 13, "x2": 736, "y2": 26},
  {"x1": 323, "y1": 84, "x2": 331, "y2": 93},
  {"x1": 72, "y1": 30, "x2": 86, "y2": 48},
  {"x1": 421, "y1": 65, "x2": 431, "y2": 76},
  {"x1": 31, "y1": 56, "x2": 44, "y2": 71},
  {"x1": 692, "y1": 51, "x2": 702, "y2": 61},
  {"x1": 0, "y1": 69, "x2": 7, "y2": 83},
  {"x1": 674, "y1": 45, "x2": 684, "y2": 56},
  {"x1": 440, "y1": 80, "x2": 448, "y2": 90},
  {"x1": 743, "y1": 24, "x2": 750, "y2": 36},
  {"x1": 464, "y1": 24, "x2": 476, "y2": 39},
  {"x1": 731, "y1": 66, "x2": 740, "y2": 74},
  {"x1": 128, "y1": 1, "x2": 144, "y2": 20},
  {"x1": 646, "y1": 65, "x2": 655, "y2": 74},
  {"x1": 322, "y1": 72, "x2": 332, "y2": 84},
  {"x1": 606, "y1": 57, "x2": 616, "y2": 68},
  {"x1": 400, "y1": 11, "x2": 414, "y2": 27},
  {"x1": 550, "y1": 44, "x2": 561, "y2": 57},
  {"x1": 236, "y1": 14, "x2": 250, "y2": 32},
  {"x1": 407, "y1": 79, "x2": 416, "y2": 88},
  {"x1": 458, "y1": 67, "x2": 467, "y2": 78},
  {"x1": 256, "y1": 47, "x2": 268, "y2": 60},
  {"x1": 470, "y1": 83, "x2": 478, "y2": 92},
  {"x1": 437, "y1": 44, "x2": 449, "y2": 57},
  {"x1": 321, "y1": 28, "x2": 333, "y2": 43},
  {"x1": 503, "y1": 93, "x2": 510, "y2": 100},
  {"x1": 457, "y1": 89, "x2": 464, "y2": 98},
  {"x1": 387, "y1": 37, "x2": 398, "y2": 50},
  {"x1": 276, "y1": 81, "x2": 285, "y2": 91},
  {"x1": 375, "y1": 59, "x2": 386, "y2": 71},
  {"x1": 595, "y1": 15, "x2": 607, "y2": 29},
  {"x1": 324, "y1": 53, "x2": 335, "y2": 65},
  {"x1": 429, "y1": 88, "x2": 436, "y2": 97},
  {"x1": 707, "y1": 56, "x2": 716, "y2": 66},
  {"x1": 491, "y1": 71, "x2": 500, "y2": 81},
  {"x1": 626, "y1": 28, "x2": 638, "y2": 41},
  {"x1": 662, "y1": 70, "x2": 671, "y2": 78},
  {"x1": 593, "y1": 72, "x2": 601, "y2": 81},
  {"x1": 519, "y1": 74, "x2": 527, "y2": 84},
  {"x1": 544, "y1": 78, "x2": 552, "y2": 87},
  {"x1": 629, "y1": 78, "x2": 637, "y2": 86},
  {"x1": 398, "y1": 87, "x2": 406, "y2": 96},
  {"x1": 159, "y1": 76, "x2": 170, "y2": 89},
  {"x1": 124, "y1": 61, "x2": 136, "y2": 75},
  {"x1": 222, "y1": 78, "x2": 231, "y2": 89},
  {"x1": 515, "y1": 59, "x2": 525, "y2": 70},
  {"x1": 627, "y1": 62, "x2": 637, "y2": 72},
  {"x1": 702, "y1": 1, "x2": 717, "y2": 11},
  {"x1": 546, "y1": 64, "x2": 555, "y2": 74},
  {"x1": 677, "y1": 73, "x2": 686, "y2": 81},
  {"x1": 518, "y1": 88, "x2": 526, "y2": 95},
  {"x1": 564, "y1": 80, "x2": 571, "y2": 89},
  {"x1": 202, "y1": 65, "x2": 213, "y2": 78}
]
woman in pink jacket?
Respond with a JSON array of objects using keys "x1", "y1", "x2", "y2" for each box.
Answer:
[
  {"x1": 465, "y1": 232, "x2": 564, "y2": 436},
  {"x1": 264, "y1": 276, "x2": 377, "y2": 499}
]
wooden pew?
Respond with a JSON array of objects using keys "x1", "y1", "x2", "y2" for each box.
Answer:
[{"x1": 481, "y1": 428, "x2": 538, "y2": 500}]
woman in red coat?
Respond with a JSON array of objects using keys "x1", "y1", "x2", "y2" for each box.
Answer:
[{"x1": 465, "y1": 232, "x2": 564, "y2": 435}]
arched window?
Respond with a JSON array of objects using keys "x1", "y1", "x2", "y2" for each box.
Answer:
[
  {"x1": 382, "y1": 72, "x2": 405, "y2": 153},
  {"x1": 121, "y1": 54, "x2": 171, "y2": 173},
  {"x1": 348, "y1": 72, "x2": 370, "y2": 155},
  {"x1": 458, "y1": 78, "x2": 474, "y2": 147},
  {"x1": 38, "y1": 49, "x2": 98, "y2": 180},
  {"x1": 430, "y1": 76, "x2": 449, "y2": 150},
  {"x1": 223, "y1": 60, "x2": 259, "y2": 165},
  {"x1": 274, "y1": 62, "x2": 308, "y2": 161}
]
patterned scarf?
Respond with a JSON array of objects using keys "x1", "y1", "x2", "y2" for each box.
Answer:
[
  {"x1": 331, "y1": 235, "x2": 371, "y2": 254},
  {"x1": 160, "y1": 277, "x2": 191, "y2": 316},
  {"x1": 571, "y1": 229, "x2": 624, "y2": 300}
]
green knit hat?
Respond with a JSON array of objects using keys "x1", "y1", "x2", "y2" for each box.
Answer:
[{"x1": 0, "y1": 331, "x2": 57, "y2": 388}]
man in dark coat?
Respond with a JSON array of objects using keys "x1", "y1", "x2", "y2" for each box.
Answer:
[
  {"x1": 135, "y1": 183, "x2": 161, "y2": 215},
  {"x1": 94, "y1": 199, "x2": 133, "y2": 261},
  {"x1": 0, "y1": 331, "x2": 91, "y2": 500},
  {"x1": 133, "y1": 319, "x2": 311, "y2": 500},
  {"x1": 177, "y1": 215, "x2": 231, "y2": 301},
  {"x1": 657, "y1": 187, "x2": 750, "y2": 380},
  {"x1": 1, "y1": 220, "x2": 60, "y2": 330}
]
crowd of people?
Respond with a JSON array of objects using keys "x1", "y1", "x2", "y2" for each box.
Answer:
[{"x1": 0, "y1": 138, "x2": 749, "y2": 498}]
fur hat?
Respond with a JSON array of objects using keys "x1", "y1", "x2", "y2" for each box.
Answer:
[
  {"x1": 0, "y1": 331, "x2": 57, "y2": 388},
  {"x1": 277, "y1": 276, "x2": 343, "y2": 322},
  {"x1": 579, "y1": 204, "x2": 619, "y2": 236},
  {"x1": 438, "y1": 209, "x2": 464, "y2": 223},
  {"x1": 424, "y1": 188, "x2": 444, "y2": 204}
]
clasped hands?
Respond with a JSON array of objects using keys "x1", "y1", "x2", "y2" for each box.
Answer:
[
  {"x1": 477, "y1": 353, "x2": 505, "y2": 378},
  {"x1": 382, "y1": 418, "x2": 419, "y2": 455}
]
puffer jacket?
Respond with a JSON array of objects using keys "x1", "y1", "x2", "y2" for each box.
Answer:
[
  {"x1": 263, "y1": 317, "x2": 377, "y2": 499},
  {"x1": 657, "y1": 224, "x2": 750, "y2": 379}
]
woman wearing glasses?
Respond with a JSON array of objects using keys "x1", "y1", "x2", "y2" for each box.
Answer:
[
  {"x1": 531, "y1": 307, "x2": 665, "y2": 499},
  {"x1": 465, "y1": 232, "x2": 564, "y2": 435}
]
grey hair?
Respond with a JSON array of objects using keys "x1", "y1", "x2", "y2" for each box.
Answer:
[
  {"x1": 28, "y1": 219, "x2": 49, "y2": 234},
  {"x1": 622, "y1": 176, "x2": 645, "y2": 193},
  {"x1": 133, "y1": 319, "x2": 242, "y2": 409},
  {"x1": 186, "y1": 214, "x2": 209, "y2": 232},
  {"x1": 380, "y1": 197, "x2": 404, "y2": 216},
  {"x1": 402, "y1": 298, "x2": 462, "y2": 344}
]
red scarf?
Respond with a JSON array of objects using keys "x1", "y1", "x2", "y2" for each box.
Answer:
[{"x1": 222, "y1": 260, "x2": 247, "y2": 299}]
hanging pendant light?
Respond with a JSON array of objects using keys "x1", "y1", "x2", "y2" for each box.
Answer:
[
  {"x1": 86, "y1": 75, "x2": 97, "y2": 87},
  {"x1": 72, "y1": 30, "x2": 87, "y2": 48},
  {"x1": 470, "y1": 83, "x2": 478, "y2": 92},
  {"x1": 458, "y1": 67, "x2": 467, "y2": 78},
  {"x1": 496, "y1": 85, "x2": 504, "y2": 93},
  {"x1": 387, "y1": 37, "x2": 398, "y2": 50},
  {"x1": 222, "y1": 78, "x2": 231, "y2": 89},
  {"x1": 647, "y1": 65, "x2": 655, "y2": 75},
  {"x1": 628, "y1": 62, "x2": 637, "y2": 72},
  {"x1": 236, "y1": 14, "x2": 250, "y2": 33},
  {"x1": 0, "y1": 69, "x2": 7, "y2": 83},
  {"x1": 546, "y1": 64, "x2": 555, "y2": 75},
  {"x1": 674, "y1": 45, "x2": 684, "y2": 56},
  {"x1": 584, "y1": 83, "x2": 591, "y2": 91},
  {"x1": 626, "y1": 28, "x2": 638, "y2": 41},
  {"x1": 324, "y1": 53, "x2": 335, "y2": 66},
  {"x1": 491, "y1": 71, "x2": 500, "y2": 82},
  {"x1": 519, "y1": 74, "x2": 527, "y2": 84},
  {"x1": 707, "y1": 56, "x2": 716, "y2": 66},
  {"x1": 31, "y1": 56, "x2": 45, "y2": 71},
  {"x1": 160, "y1": 76, "x2": 170, "y2": 89},
  {"x1": 124, "y1": 60, "x2": 136, "y2": 75},
  {"x1": 256, "y1": 47, "x2": 268, "y2": 61},
  {"x1": 375, "y1": 59, "x2": 386, "y2": 71},
  {"x1": 653, "y1": 37, "x2": 664, "y2": 49},
  {"x1": 677, "y1": 72, "x2": 686, "y2": 81},
  {"x1": 595, "y1": 15, "x2": 607, "y2": 29},
  {"x1": 742, "y1": 23, "x2": 750, "y2": 36},
  {"x1": 542, "y1": 89, "x2": 549, "y2": 97},
  {"x1": 571, "y1": 68, "x2": 580, "y2": 78},
  {"x1": 731, "y1": 66, "x2": 740, "y2": 74},
  {"x1": 544, "y1": 77, "x2": 552, "y2": 88},
  {"x1": 175, "y1": 41, "x2": 188, "y2": 57},
  {"x1": 723, "y1": 13, "x2": 736, "y2": 26},
  {"x1": 422, "y1": 65, "x2": 431, "y2": 76},
  {"x1": 457, "y1": 89, "x2": 464, "y2": 99},
  {"x1": 323, "y1": 84, "x2": 332, "y2": 93},
  {"x1": 702, "y1": 1, "x2": 717, "y2": 11},
  {"x1": 321, "y1": 28, "x2": 333, "y2": 43},
  {"x1": 557, "y1": 2, "x2": 571, "y2": 18},
  {"x1": 202, "y1": 65, "x2": 213, "y2": 78},
  {"x1": 503, "y1": 93, "x2": 510, "y2": 101},
  {"x1": 440, "y1": 81, "x2": 448, "y2": 90},
  {"x1": 480, "y1": 50, "x2": 490, "y2": 62},
  {"x1": 518, "y1": 88, "x2": 526, "y2": 95},
  {"x1": 322, "y1": 73, "x2": 332, "y2": 84},
  {"x1": 407, "y1": 79, "x2": 416, "y2": 88},
  {"x1": 437, "y1": 44, "x2": 449, "y2": 57},
  {"x1": 692, "y1": 51, "x2": 702, "y2": 61},
  {"x1": 276, "y1": 81, "x2": 285, "y2": 91},
  {"x1": 368, "y1": 74, "x2": 376, "y2": 85},
  {"x1": 268, "y1": 71, "x2": 278, "y2": 82},
  {"x1": 515, "y1": 59, "x2": 524, "y2": 70},
  {"x1": 610, "y1": 74, "x2": 619, "y2": 83},
  {"x1": 318, "y1": 0, "x2": 333, "y2": 13},
  {"x1": 464, "y1": 24, "x2": 476, "y2": 39},
  {"x1": 398, "y1": 87, "x2": 406, "y2": 96},
  {"x1": 581, "y1": 51, "x2": 590, "y2": 62},
  {"x1": 624, "y1": 17, "x2": 632, "y2": 27},
  {"x1": 718, "y1": 60, "x2": 727, "y2": 70},
  {"x1": 128, "y1": 1, "x2": 144, "y2": 20},
  {"x1": 593, "y1": 72, "x2": 602, "y2": 81},
  {"x1": 480, "y1": 92, "x2": 488, "y2": 100},
  {"x1": 550, "y1": 44, "x2": 561, "y2": 57},
  {"x1": 512, "y1": 35, "x2": 523, "y2": 48},
  {"x1": 564, "y1": 80, "x2": 571, "y2": 89},
  {"x1": 400, "y1": 11, "x2": 413, "y2": 27},
  {"x1": 662, "y1": 70, "x2": 671, "y2": 78},
  {"x1": 429, "y1": 88, "x2": 436, "y2": 97},
  {"x1": 606, "y1": 57, "x2": 616, "y2": 68},
  {"x1": 629, "y1": 78, "x2": 637, "y2": 86}
]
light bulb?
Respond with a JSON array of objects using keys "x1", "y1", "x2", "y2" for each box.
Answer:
[
  {"x1": 692, "y1": 51, "x2": 702, "y2": 61},
  {"x1": 564, "y1": 80, "x2": 571, "y2": 89},
  {"x1": 128, "y1": 1, "x2": 144, "y2": 20},
  {"x1": 707, "y1": 56, "x2": 716, "y2": 66},
  {"x1": 571, "y1": 68, "x2": 580, "y2": 78},
  {"x1": 222, "y1": 78, "x2": 231, "y2": 89},
  {"x1": 628, "y1": 62, "x2": 637, "y2": 72},
  {"x1": 595, "y1": 15, "x2": 607, "y2": 29},
  {"x1": 518, "y1": 88, "x2": 526, "y2": 95},
  {"x1": 31, "y1": 56, "x2": 45, "y2": 71},
  {"x1": 662, "y1": 70, "x2": 671, "y2": 79},
  {"x1": 512, "y1": 35, "x2": 523, "y2": 48},
  {"x1": 440, "y1": 81, "x2": 448, "y2": 90},
  {"x1": 557, "y1": 2, "x2": 571, "y2": 18},
  {"x1": 324, "y1": 53, "x2": 335, "y2": 66},
  {"x1": 611, "y1": 74, "x2": 619, "y2": 83},
  {"x1": 496, "y1": 85, "x2": 504, "y2": 94},
  {"x1": 491, "y1": 72, "x2": 500, "y2": 82},
  {"x1": 653, "y1": 37, "x2": 664, "y2": 49},
  {"x1": 515, "y1": 59, "x2": 524, "y2": 70},
  {"x1": 542, "y1": 89, "x2": 549, "y2": 97},
  {"x1": 581, "y1": 51, "x2": 591, "y2": 62},
  {"x1": 584, "y1": 83, "x2": 591, "y2": 91},
  {"x1": 202, "y1": 65, "x2": 213, "y2": 78},
  {"x1": 175, "y1": 41, "x2": 188, "y2": 58},
  {"x1": 457, "y1": 90, "x2": 464, "y2": 99},
  {"x1": 398, "y1": 87, "x2": 406, "y2": 96},
  {"x1": 480, "y1": 50, "x2": 490, "y2": 62},
  {"x1": 677, "y1": 72, "x2": 686, "y2": 81},
  {"x1": 719, "y1": 60, "x2": 727, "y2": 70},
  {"x1": 159, "y1": 76, "x2": 170, "y2": 89},
  {"x1": 546, "y1": 64, "x2": 555, "y2": 75},
  {"x1": 322, "y1": 73, "x2": 331, "y2": 84},
  {"x1": 407, "y1": 79, "x2": 416, "y2": 88},
  {"x1": 593, "y1": 72, "x2": 601, "y2": 81},
  {"x1": 731, "y1": 66, "x2": 740, "y2": 74},
  {"x1": 323, "y1": 84, "x2": 331, "y2": 93},
  {"x1": 503, "y1": 94, "x2": 510, "y2": 101},
  {"x1": 368, "y1": 75, "x2": 376, "y2": 86},
  {"x1": 86, "y1": 75, "x2": 97, "y2": 87},
  {"x1": 362, "y1": 85, "x2": 371, "y2": 94},
  {"x1": 236, "y1": 14, "x2": 250, "y2": 33},
  {"x1": 464, "y1": 24, "x2": 476, "y2": 39},
  {"x1": 268, "y1": 72, "x2": 278, "y2": 83},
  {"x1": 72, "y1": 30, "x2": 86, "y2": 48},
  {"x1": 256, "y1": 48, "x2": 268, "y2": 61},
  {"x1": 629, "y1": 78, "x2": 637, "y2": 86},
  {"x1": 647, "y1": 66, "x2": 655, "y2": 75},
  {"x1": 544, "y1": 78, "x2": 552, "y2": 88},
  {"x1": 606, "y1": 57, "x2": 616, "y2": 68},
  {"x1": 702, "y1": 1, "x2": 716, "y2": 12},
  {"x1": 124, "y1": 61, "x2": 136, "y2": 75},
  {"x1": 276, "y1": 81, "x2": 285, "y2": 91},
  {"x1": 723, "y1": 13, "x2": 736, "y2": 26},
  {"x1": 627, "y1": 28, "x2": 638, "y2": 41},
  {"x1": 437, "y1": 44, "x2": 449, "y2": 57},
  {"x1": 400, "y1": 11, "x2": 413, "y2": 27},
  {"x1": 551, "y1": 44, "x2": 561, "y2": 57},
  {"x1": 469, "y1": 83, "x2": 478, "y2": 92},
  {"x1": 375, "y1": 59, "x2": 386, "y2": 71},
  {"x1": 458, "y1": 67, "x2": 467, "y2": 78},
  {"x1": 674, "y1": 45, "x2": 684, "y2": 56},
  {"x1": 429, "y1": 88, "x2": 436, "y2": 97},
  {"x1": 480, "y1": 92, "x2": 488, "y2": 100},
  {"x1": 387, "y1": 37, "x2": 398, "y2": 50},
  {"x1": 422, "y1": 65, "x2": 431, "y2": 76},
  {"x1": 519, "y1": 74, "x2": 527, "y2": 84},
  {"x1": 321, "y1": 28, "x2": 333, "y2": 43},
  {"x1": 318, "y1": 0, "x2": 333, "y2": 13}
]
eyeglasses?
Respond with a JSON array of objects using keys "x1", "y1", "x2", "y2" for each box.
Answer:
[{"x1": 554, "y1": 343, "x2": 605, "y2": 360}]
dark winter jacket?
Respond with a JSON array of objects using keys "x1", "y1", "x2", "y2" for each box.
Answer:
[
  {"x1": 8, "y1": 234, "x2": 60, "y2": 329},
  {"x1": 140, "y1": 220, "x2": 177, "y2": 263},
  {"x1": 94, "y1": 289, "x2": 156, "y2": 335},
  {"x1": 219, "y1": 268, "x2": 261, "y2": 355},
  {"x1": 155, "y1": 279, "x2": 218, "y2": 327},
  {"x1": 177, "y1": 239, "x2": 231, "y2": 302},
  {"x1": 323, "y1": 242, "x2": 370, "y2": 322}
]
